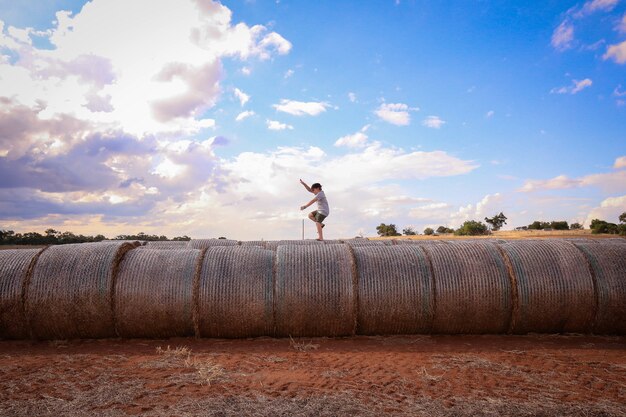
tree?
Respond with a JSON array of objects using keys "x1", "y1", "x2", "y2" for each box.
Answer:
[
  {"x1": 550, "y1": 221, "x2": 569, "y2": 230},
  {"x1": 528, "y1": 221, "x2": 551, "y2": 230},
  {"x1": 376, "y1": 223, "x2": 401, "y2": 237},
  {"x1": 423, "y1": 227, "x2": 434, "y2": 236},
  {"x1": 570, "y1": 223, "x2": 583, "y2": 230},
  {"x1": 454, "y1": 220, "x2": 489, "y2": 236},
  {"x1": 620, "y1": 212, "x2": 626, "y2": 224},
  {"x1": 402, "y1": 227, "x2": 417, "y2": 236},
  {"x1": 590, "y1": 219, "x2": 618, "y2": 234},
  {"x1": 436, "y1": 226, "x2": 454, "y2": 234},
  {"x1": 484, "y1": 212, "x2": 507, "y2": 231}
]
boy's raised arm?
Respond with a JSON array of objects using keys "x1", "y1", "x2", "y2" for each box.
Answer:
[{"x1": 299, "y1": 179, "x2": 312, "y2": 193}]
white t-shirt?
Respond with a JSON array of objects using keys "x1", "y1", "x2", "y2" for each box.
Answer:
[{"x1": 314, "y1": 190, "x2": 330, "y2": 216}]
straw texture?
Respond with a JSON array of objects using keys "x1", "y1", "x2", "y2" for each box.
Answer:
[
  {"x1": 144, "y1": 241, "x2": 189, "y2": 249},
  {"x1": 570, "y1": 240, "x2": 626, "y2": 334},
  {"x1": 196, "y1": 246, "x2": 274, "y2": 338},
  {"x1": 264, "y1": 240, "x2": 327, "y2": 251},
  {"x1": 239, "y1": 240, "x2": 267, "y2": 248},
  {"x1": 274, "y1": 244, "x2": 356, "y2": 337},
  {"x1": 353, "y1": 245, "x2": 434, "y2": 335},
  {"x1": 26, "y1": 242, "x2": 137, "y2": 340},
  {"x1": 0, "y1": 249, "x2": 43, "y2": 339},
  {"x1": 343, "y1": 239, "x2": 393, "y2": 247},
  {"x1": 115, "y1": 248, "x2": 201, "y2": 338},
  {"x1": 187, "y1": 239, "x2": 239, "y2": 249},
  {"x1": 498, "y1": 240, "x2": 595, "y2": 334},
  {"x1": 422, "y1": 241, "x2": 512, "y2": 334}
]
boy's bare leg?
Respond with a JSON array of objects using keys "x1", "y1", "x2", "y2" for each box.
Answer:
[{"x1": 316, "y1": 221, "x2": 324, "y2": 240}]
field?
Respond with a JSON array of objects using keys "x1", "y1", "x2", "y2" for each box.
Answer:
[
  {"x1": 1, "y1": 232, "x2": 625, "y2": 416},
  {"x1": 0, "y1": 335, "x2": 624, "y2": 416}
]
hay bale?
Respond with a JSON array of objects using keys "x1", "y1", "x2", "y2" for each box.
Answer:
[
  {"x1": 353, "y1": 245, "x2": 434, "y2": 335},
  {"x1": 239, "y1": 240, "x2": 265, "y2": 247},
  {"x1": 187, "y1": 239, "x2": 239, "y2": 249},
  {"x1": 393, "y1": 239, "x2": 449, "y2": 246},
  {"x1": 26, "y1": 242, "x2": 137, "y2": 340},
  {"x1": 115, "y1": 248, "x2": 201, "y2": 338},
  {"x1": 264, "y1": 240, "x2": 326, "y2": 251},
  {"x1": 421, "y1": 241, "x2": 512, "y2": 334},
  {"x1": 343, "y1": 239, "x2": 392, "y2": 247},
  {"x1": 498, "y1": 240, "x2": 595, "y2": 334},
  {"x1": 570, "y1": 240, "x2": 626, "y2": 334},
  {"x1": 144, "y1": 241, "x2": 189, "y2": 249},
  {"x1": 196, "y1": 246, "x2": 274, "y2": 338},
  {"x1": 0, "y1": 248, "x2": 44, "y2": 339},
  {"x1": 274, "y1": 244, "x2": 355, "y2": 337}
]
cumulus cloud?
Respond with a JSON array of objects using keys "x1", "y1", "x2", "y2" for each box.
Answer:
[
  {"x1": 233, "y1": 88, "x2": 250, "y2": 106},
  {"x1": 551, "y1": 78, "x2": 593, "y2": 94},
  {"x1": 584, "y1": 194, "x2": 626, "y2": 226},
  {"x1": 374, "y1": 102, "x2": 418, "y2": 126},
  {"x1": 614, "y1": 155, "x2": 626, "y2": 169},
  {"x1": 422, "y1": 115, "x2": 446, "y2": 129},
  {"x1": 266, "y1": 119, "x2": 293, "y2": 130},
  {"x1": 334, "y1": 125, "x2": 370, "y2": 148},
  {"x1": 0, "y1": 0, "x2": 291, "y2": 136},
  {"x1": 273, "y1": 99, "x2": 330, "y2": 116},
  {"x1": 519, "y1": 167, "x2": 626, "y2": 194},
  {"x1": 235, "y1": 110, "x2": 255, "y2": 121},
  {"x1": 603, "y1": 40, "x2": 626, "y2": 63}
]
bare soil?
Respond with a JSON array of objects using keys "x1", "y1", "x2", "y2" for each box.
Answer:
[{"x1": 1, "y1": 335, "x2": 624, "y2": 416}]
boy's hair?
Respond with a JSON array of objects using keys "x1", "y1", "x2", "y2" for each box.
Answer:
[{"x1": 311, "y1": 183, "x2": 322, "y2": 190}]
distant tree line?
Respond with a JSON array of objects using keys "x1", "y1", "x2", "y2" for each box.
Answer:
[
  {"x1": 0, "y1": 229, "x2": 191, "y2": 246},
  {"x1": 376, "y1": 211, "x2": 626, "y2": 237}
]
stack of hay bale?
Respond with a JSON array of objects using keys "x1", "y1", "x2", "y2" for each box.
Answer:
[{"x1": 0, "y1": 238, "x2": 624, "y2": 340}]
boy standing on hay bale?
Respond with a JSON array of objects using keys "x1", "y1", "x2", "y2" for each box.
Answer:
[{"x1": 299, "y1": 179, "x2": 330, "y2": 241}]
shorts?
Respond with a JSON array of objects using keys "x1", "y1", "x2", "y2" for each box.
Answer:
[{"x1": 311, "y1": 210, "x2": 327, "y2": 223}]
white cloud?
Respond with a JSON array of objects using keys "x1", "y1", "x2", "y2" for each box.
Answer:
[
  {"x1": 584, "y1": 194, "x2": 626, "y2": 226},
  {"x1": 552, "y1": 20, "x2": 574, "y2": 51},
  {"x1": 348, "y1": 92, "x2": 357, "y2": 103},
  {"x1": 448, "y1": 193, "x2": 504, "y2": 228},
  {"x1": 266, "y1": 119, "x2": 293, "y2": 130},
  {"x1": 603, "y1": 40, "x2": 626, "y2": 64},
  {"x1": 614, "y1": 156, "x2": 626, "y2": 169},
  {"x1": 235, "y1": 110, "x2": 255, "y2": 121},
  {"x1": 486, "y1": 110, "x2": 495, "y2": 118},
  {"x1": 422, "y1": 115, "x2": 446, "y2": 129},
  {"x1": 233, "y1": 88, "x2": 250, "y2": 106},
  {"x1": 374, "y1": 102, "x2": 417, "y2": 126},
  {"x1": 241, "y1": 67, "x2": 251, "y2": 76},
  {"x1": 550, "y1": 78, "x2": 593, "y2": 94},
  {"x1": 334, "y1": 125, "x2": 370, "y2": 148},
  {"x1": 284, "y1": 69, "x2": 294, "y2": 78},
  {"x1": 519, "y1": 169, "x2": 626, "y2": 193},
  {"x1": 578, "y1": 0, "x2": 619, "y2": 16},
  {"x1": 0, "y1": 0, "x2": 291, "y2": 136},
  {"x1": 273, "y1": 99, "x2": 330, "y2": 116},
  {"x1": 619, "y1": 14, "x2": 626, "y2": 33}
]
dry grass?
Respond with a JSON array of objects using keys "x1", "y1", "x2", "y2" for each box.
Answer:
[
  {"x1": 289, "y1": 336, "x2": 320, "y2": 352},
  {"x1": 372, "y1": 229, "x2": 625, "y2": 241},
  {"x1": 151, "y1": 345, "x2": 226, "y2": 385}
]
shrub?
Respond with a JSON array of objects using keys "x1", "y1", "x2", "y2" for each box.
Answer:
[
  {"x1": 454, "y1": 221, "x2": 489, "y2": 236},
  {"x1": 423, "y1": 227, "x2": 434, "y2": 236},
  {"x1": 376, "y1": 223, "x2": 401, "y2": 237}
]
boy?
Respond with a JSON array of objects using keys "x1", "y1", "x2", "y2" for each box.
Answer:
[{"x1": 299, "y1": 179, "x2": 329, "y2": 241}]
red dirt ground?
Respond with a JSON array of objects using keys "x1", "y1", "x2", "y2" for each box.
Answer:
[{"x1": 0, "y1": 335, "x2": 624, "y2": 416}]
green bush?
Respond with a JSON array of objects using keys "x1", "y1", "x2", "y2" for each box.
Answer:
[{"x1": 454, "y1": 220, "x2": 489, "y2": 236}]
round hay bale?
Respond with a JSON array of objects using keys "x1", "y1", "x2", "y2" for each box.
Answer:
[
  {"x1": 239, "y1": 240, "x2": 267, "y2": 248},
  {"x1": 393, "y1": 239, "x2": 449, "y2": 246},
  {"x1": 115, "y1": 248, "x2": 201, "y2": 338},
  {"x1": 274, "y1": 244, "x2": 356, "y2": 337},
  {"x1": 353, "y1": 245, "x2": 434, "y2": 335},
  {"x1": 26, "y1": 242, "x2": 137, "y2": 340},
  {"x1": 498, "y1": 240, "x2": 595, "y2": 334},
  {"x1": 570, "y1": 240, "x2": 626, "y2": 334},
  {"x1": 144, "y1": 241, "x2": 189, "y2": 249},
  {"x1": 342, "y1": 239, "x2": 392, "y2": 247},
  {"x1": 421, "y1": 241, "x2": 512, "y2": 334},
  {"x1": 264, "y1": 240, "x2": 326, "y2": 251},
  {"x1": 187, "y1": 239, "x2": 239, "y2": 249},
  {"x1": 196, "y1": 246, "x2": 274, "y2": 338},
  {"x1": 0, "y1": 248, "x2": 44, "y2": 339}
]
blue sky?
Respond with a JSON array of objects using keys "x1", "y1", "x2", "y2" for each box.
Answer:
[{"x1": 0, "y1": 0, "x2": 624, "y2": 239}]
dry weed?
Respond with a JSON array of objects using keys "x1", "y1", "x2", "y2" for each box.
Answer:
[{"x1": 289, "y1": 336, "x2": 320, "y2": 352}]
